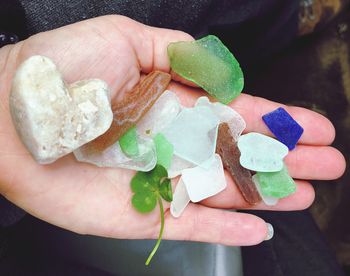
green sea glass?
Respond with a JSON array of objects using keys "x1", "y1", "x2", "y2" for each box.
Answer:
[
  {"x1": 119, "y1": 126, "x2": 139, "y2": 157},
  {"x1": 168, "y1": 35, "x2": 244, "y2": 104},
  {"x1": 254, "y1": 165, "x2": 296, "y2": 198},
  {"x1": 153, "y1": 133, "x2": 174, "y2": 169}
]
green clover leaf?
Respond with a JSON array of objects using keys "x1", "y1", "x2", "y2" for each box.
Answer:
[{"x1": 129, "y1": 164, "x2": 172, "y2": 265}]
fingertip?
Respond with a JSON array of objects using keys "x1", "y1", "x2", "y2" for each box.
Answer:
[
  {"x1": 296, "y1": 181, "x2": 315, "y2": 210},
  {"x1": 233, "y1": 213, "x2": 268, "y2": 245},
  {"x1": 330, "y1": 147, "x2": 347, "y2": 179}
]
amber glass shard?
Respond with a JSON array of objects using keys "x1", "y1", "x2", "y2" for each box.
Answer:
[
  {"x1": 216, "y1": 123, "x2": 261, "y2": 205},
  {"x1": 85, "y1": 71, "x2": 171, "y2": 152}
]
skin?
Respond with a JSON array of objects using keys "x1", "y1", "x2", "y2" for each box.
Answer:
[{"x1": 0, "y1": 15, "x2": 346, "y2": 246}]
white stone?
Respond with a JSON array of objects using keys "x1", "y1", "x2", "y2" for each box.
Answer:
[
  {"x1": 252, "y1": 175, "x2": 279, "y2": 206},
  {"x1": 162, "y1": 105, "x2": 219, "y2": 166},
  {"x1": 195, "y1": 96, "x2": 246, "y2": 140},
  {"x1": 74, "y1": 136, "x2": 156, "y2": 171},
  {"x1": 170, "y1": 178, "x2": 190, "y2": 218},
  {"x1": 10, "y1": 55, "x2": 112, "y2": 164},
  {"x1": 137, "y1": 90, "x2": 181, "y2": 137},
  {"x1": 181, "y1": 154, "x2": 227, "y2": 202}
]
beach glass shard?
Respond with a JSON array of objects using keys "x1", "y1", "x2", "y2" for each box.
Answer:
[
  {"x1": 168, "y1": 155, "x2": 196, "y2": 178},
  {"x1": 84, "y1": 71, "x2": 170, "y2": 152},
  {"x1": 119, "y1": 126, "x2": 139, "y2": 157},
  {"x1": 74, "y1": 136, "x2": 156, "y2": 171},
  {"x1": 216, "y1": 123, "x2": 261, "y2": 205},
  {"x1": 252, "y1": 175, "x2": 278, "y2": 206},
  {"x1": 162, "y1": 105, "x2": 220, "y2": 166},
  {"x1": 153, "y1": 133, "x2": 174, "y2": 169},
  {"x1": 254, "y1": 165, "x2": 296, "y2": 198},
  {"x1": 262, "y1": 107, "x2": 304, "y2": 150},
  {"x1": 137, "y1": 90, "x2": 181, "y2": 137},
  {"x1": 196, "y1": 96, "x2": 246, "y2": 140},
  {"x1": 181, "y1": 154, "x2": 226, "y2": 203},
  {"x1": 237, "y1": 132, "x2": 288, "y2": 172},
  {"x1": 168, "y1": 35, "x2": 244, "y2": 104},
  {"x1": 170, "y1": 178, "x2": 190, "y2": 218}
]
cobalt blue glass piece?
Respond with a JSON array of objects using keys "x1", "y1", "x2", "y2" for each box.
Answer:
[{"x1": 262, "y1": 107, "x2": 304, "y2": 150}]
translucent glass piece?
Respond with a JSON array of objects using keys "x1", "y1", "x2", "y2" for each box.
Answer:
[
  {"x1": 252, "y1": 175, "x2": 279, "y2": 206},
  {"x1": 216, "y1": 124, "x2": 261, "y2": 205},
  {"x1": 137, "y1": 90, "x2": 181, "y2": 138},
  {"x1": 162, "y1": 106, "x2": 220, "y2": 166},
  {"x1": 196, "y1": 96, "x2": 246, "y2": 140},
  {"x1": 74, "y1": 136, "x2": 156, "y2": 172},
  {"x1": 119, "y1": 126, "x2": 139, "y2": 157},
  {"x1": 153, "y1": 133, "x2": 174, "y2": 169},
  {"x1": 237, "y1": 132, "x2": 288, "y2": 172},
  {"x1": 262, "y1": 107, "x2": 304, "y2": 150},
  {"x1": 168, "y1": 35, "x2": 244, "y2": 104},
  {"x1": 254, "y1": 165, "x2": 296, "y2": 198},
  {"x1": 168, "y1": 155, "x2": 196, "y2": 178},
  {"x1": 170, "y1": 178, "x2": 190, "y2": 218},
  {"x1": 182, "y1": 154, "x2": 227, "y2": 203}
]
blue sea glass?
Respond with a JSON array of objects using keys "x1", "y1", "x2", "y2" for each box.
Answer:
[{"x1": 262, "y1": 107, "x2": 304, "y2": 150}]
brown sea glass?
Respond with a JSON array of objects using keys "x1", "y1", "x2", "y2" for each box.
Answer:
[
  {"x1": 216, "y1": 123, "x2": 261, "y2": 205},
  {"x1": 85, "y1": 71, "x2": 171, "y2": 152}
]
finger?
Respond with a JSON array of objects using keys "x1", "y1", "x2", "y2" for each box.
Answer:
[
  {"x1": 285, "y1": 145, "x2": 346, "y2": 180},
  {"x1": 201, "y1": 171, "x2": 315, "y2": 211},
  {"x1": 161, "y1": 204, "x2": 270, "y2": 246},
  {"x1": 108, "y1": 15, "x2": 194, "y2": 73},
  {"x1": 167, "y1": 83, "x2": 336, "y2": 146},
  {"x1": 231, "y1": 94, "x2": 336, "y2": 146}
]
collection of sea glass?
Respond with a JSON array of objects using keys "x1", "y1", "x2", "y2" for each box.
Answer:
[
  {"x1": 74, "y1": 35, "x2": 304, "y2": 216},
  {"x1": 10, "y1": 35, "x2": 304, "y2": 224}
]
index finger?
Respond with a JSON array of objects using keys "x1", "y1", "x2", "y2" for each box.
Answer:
[
  {"x1": 168, "y1": 83, "x2": 335, "y2": 146},
  {"x1": 232, "y1": 93, "x2": 335, "y2": 146}
]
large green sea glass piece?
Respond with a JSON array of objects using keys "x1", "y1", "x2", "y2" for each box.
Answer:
[
  {"x1": 168, "y1": 35, "x2": 244, "y2": 104},
  {"x1": 254, "y1": 165, "x2": 296, "y2": 198},
  {"x1": 119, "y1": 126, "x2": 139, "y2": 157}
]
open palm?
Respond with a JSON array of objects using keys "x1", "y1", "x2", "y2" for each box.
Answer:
[{"x1": 0, "y1": 15, "x2": 345, "y2": 246}]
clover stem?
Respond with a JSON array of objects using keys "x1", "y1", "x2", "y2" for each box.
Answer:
[{"x1": 145, "y1": 196, "x2": 164, "y2": 266}]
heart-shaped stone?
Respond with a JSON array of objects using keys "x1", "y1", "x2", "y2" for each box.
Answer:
[
  {"x1": 237, "y1": 132, "x2": 288, "y2": 172},
  {"x1": 10, "y1": 55, "x2": 113, "y2": 164}
]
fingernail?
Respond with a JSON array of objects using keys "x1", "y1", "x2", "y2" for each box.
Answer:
[{"x1": 265, "y1": 223, "x2": 274, "y2": 241}]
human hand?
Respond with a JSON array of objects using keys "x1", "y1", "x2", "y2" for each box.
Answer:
[{"x1": 0, "y1": 15, "x2": 345, "y2": 246}]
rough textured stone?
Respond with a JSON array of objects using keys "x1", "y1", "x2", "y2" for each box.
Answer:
[
  {"x1": 10, "y1": 55, "x2": 112, "y2": 164},
  {"x1": 262, "y1": 107, "x2": 304, "y2": 150},
  {"x1": 168, "y1": 35, "x2": 244, "y2": 104}
]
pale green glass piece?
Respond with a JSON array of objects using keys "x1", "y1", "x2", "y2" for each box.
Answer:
[
  {"x1": 237, "y1": 132, "x2": 288, "y2": 172},
  {"x1": 153, "y1": 133, "x2": 174, "y2": 169},
  {"x1": 168, "y1": 35, "x2": 244, "y2": 104},
  {"x1": 119, "y1": 126, "x2": 139, "y2": 157},
  {"x1": 254, "y1": 165, "x2": 296, "y2": 198}
]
